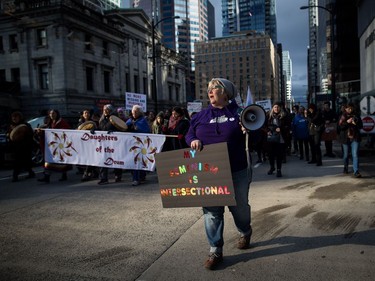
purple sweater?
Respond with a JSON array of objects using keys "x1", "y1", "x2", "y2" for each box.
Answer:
[{"x1": 185, "y1": 101, "x2": 247, "y2": 173}]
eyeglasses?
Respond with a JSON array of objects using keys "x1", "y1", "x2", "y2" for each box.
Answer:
[{"x1": 207, "y1": 85, "x2": 224, "y2": 93}]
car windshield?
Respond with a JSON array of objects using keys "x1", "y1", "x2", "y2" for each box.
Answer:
[{"x1": 27, "y1": 116, "x2": 47, "y2": 129}]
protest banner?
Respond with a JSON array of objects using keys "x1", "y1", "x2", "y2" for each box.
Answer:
[
  {"x1": 44, "y1": 129, "x2": 165, "y2": 171},
  {"x1": 155, "y1": 142, "x2": 236, "y2": 208}
]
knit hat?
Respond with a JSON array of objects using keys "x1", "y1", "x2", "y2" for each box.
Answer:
[{"x1": 212, "y1": 78, "x2": 237, "y2": 100}]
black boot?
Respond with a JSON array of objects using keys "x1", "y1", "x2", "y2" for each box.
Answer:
[
  {"x1": 38, "y1": 173, "x2": 50, "y2": 183},
  {"x1": 276, "y1": 169, "x2": 282, "y2": 177},
  {"x1": 267, "y1": 167, "x2": 275, "y2": 175}
]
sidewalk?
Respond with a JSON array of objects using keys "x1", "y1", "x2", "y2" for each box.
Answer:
[{"x1": 136, "y1": 147, "x2": 375, "y2": 281}]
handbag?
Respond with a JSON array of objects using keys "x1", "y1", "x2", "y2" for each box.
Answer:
[
  {"x1": 267, "y1": 125, "x2": 280, "y2": 143},
  {"x1": 267, "y1": 132, "x2": 280, "y2": 143}
]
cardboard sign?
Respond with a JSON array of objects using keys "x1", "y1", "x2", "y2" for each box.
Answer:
[{"x1": 155, "y1": 142, "x2": 236, "y2": 208}]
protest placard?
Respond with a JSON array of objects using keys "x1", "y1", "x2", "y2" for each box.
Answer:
[{"x1": 155, "y1": 142, "x2": 236, "y2": 208}]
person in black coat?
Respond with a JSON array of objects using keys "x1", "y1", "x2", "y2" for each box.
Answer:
[
  {"x1": 7, "y1": 111, "x2": 35, "y2": 182},
  {"x1": 167, "y1": 106, "x2": 190, "y2": 150},
  {"x1": 97, "y1": 104, "x2": 123, "y2": 185},
  {"x1": 265, "y1": 102, "x2": 289, "y2": 177},
  {"x1": 307, "y1": 104, "x2": 324, "y2": 166}
]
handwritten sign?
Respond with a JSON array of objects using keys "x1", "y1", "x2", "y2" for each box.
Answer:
[
  {"x1": 125, "y1": 92, "x2": 147, "y2": 112},
  {"x1": 155, "y1": 142, "x2": 236, "y2": 208}
]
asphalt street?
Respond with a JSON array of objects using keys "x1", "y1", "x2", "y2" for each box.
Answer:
[{"x1": 0, "y1": 145, "x2": 374, "y2": 281}]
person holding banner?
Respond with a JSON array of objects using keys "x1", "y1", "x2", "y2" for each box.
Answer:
[
  {"x1": 185, "y1": 78, "x2": 252, "y2": 270},
  {"x1": 126, "y1": 105, "x2": 151, "y2": 186},
  {"x1": 97, "y1": 104, "x2": 123, "y2": 185},
  {"x1": 167, "y1": 106, "x2": 190, "y2": 150},
  {"x1": 38, "y1": 109, "x2": 71, "y2": 183},
  {"x1": 78, "y1": 109, "x2": 99, "y2": 182}
]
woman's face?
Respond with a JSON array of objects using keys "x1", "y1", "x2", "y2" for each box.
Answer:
[
  {"x1": 345, "y1": 107, "x2": 353, "y2": 114},
  {"x1": 11, "y1": 114, "x2": 21, "y2": 124},
  {"x1": 49, "y1": 110, "x2": 57, "y2": 120},
  {"x1": 272, "y1": 105, "x2": 281, "y2": 113},
  {"x1": 103, "y1": 107, "x2": 111, "y2": 116},
  {"x1": 207, "y1": 82, "x2": 226, "y2": 108},
  {"x1": 83, "y1": 110, "x2": 91, "y2": 120},
  {"x1": 171, "y1": 111, "x2": 182, "y2": 120},
  {"x1": 132, "y1": 108, "x2": 140, "y2": 119}
]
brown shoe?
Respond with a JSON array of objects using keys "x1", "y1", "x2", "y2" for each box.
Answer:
[
  {"x1": 237, "y1": 235, "x2": 251, "y2": 249},
  {"x1": 204, "y1": 253, "x2": 223, "y2": 270}
]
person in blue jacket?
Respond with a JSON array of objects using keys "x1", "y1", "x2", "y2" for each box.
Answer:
[
  {"x1": 185, "y1": 78, "x2": 252, "y2": 270},
  {"x1": 126, "y1": 105, "x2": 151, "y2": 186},
  {"x1": 292, "y1": 106, "x2": 310, "y2": 161}
]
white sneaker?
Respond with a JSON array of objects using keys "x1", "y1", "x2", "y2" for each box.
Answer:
[{"x1": 132, "y1": 181, "x2": 140, "y2": 186}]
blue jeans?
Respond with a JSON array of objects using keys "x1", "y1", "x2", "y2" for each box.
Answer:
[
  {"x1": 203, "y1": 169, "x2": 252, "y2": 253},
  {"x1": 342, "y1": 140, "x2": 359, "y2": 173}
]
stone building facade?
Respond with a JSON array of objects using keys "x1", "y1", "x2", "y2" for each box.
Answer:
[
  {"x1": 0, "y1": 0, "x2": 186, "y2": 122},
  {"x1": 194, "y1": 32, "x2": 280, "y2": 107}
]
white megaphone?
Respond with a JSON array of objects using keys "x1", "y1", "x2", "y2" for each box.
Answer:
[{"x1": 240, "y1": 104, "x2": 266, "y2": 131}]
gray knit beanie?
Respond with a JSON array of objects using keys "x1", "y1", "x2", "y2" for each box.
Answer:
[{"x1": 212, "y1": 78, "x2": 237, "y2": 100}]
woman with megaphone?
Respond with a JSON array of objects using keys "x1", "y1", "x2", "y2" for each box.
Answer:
[
  {"x1": 265, "y1": 101, "x2": 289, "y2": 177},
  {"x1": 185, "y1": 78, "x2": 252, "y2": 270}
]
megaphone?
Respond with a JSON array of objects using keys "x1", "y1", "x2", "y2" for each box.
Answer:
[{"x1": 240, "y1": 104, "x2": 266, "y2": 131}]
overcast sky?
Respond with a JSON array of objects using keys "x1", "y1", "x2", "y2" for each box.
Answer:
[{"x1": 123, "y1": 0, "x2": 310, "y2": 102}]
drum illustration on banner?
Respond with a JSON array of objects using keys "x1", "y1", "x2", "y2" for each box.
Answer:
[{"x1": 47, "y1": 130, "x2": 78, "y2": 161}]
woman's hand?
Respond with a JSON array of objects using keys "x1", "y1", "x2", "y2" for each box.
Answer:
[{"x1": 191, "y1": 140, "x2": 202, "y2": 151}]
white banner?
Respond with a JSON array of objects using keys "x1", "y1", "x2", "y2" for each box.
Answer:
[{"x1": 44, "y1": 129, "x2": 166, "y2": 171}]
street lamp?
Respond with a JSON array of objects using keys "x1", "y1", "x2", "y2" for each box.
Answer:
[
  {"x1": 151, "y1": 15, "x2": 180, "y2": 113},
  {"x1": 300, "y1": 5, "x2": 336, "y2": 113}
]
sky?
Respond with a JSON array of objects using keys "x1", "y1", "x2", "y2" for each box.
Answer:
[
  {"x1": 211, "y1": 0, "x2": 310, "y2": 103},
  {"x1": 122, "y1": 0, "x2": 310, "y2": 102}
]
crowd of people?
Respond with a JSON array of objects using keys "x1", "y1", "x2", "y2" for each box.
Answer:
[
  {"x1": 5, "y1": 77, "x2": 365, "y2": 270},
  {"x1": 5, "y1": 103, "x2": 193, "y2": 186}
]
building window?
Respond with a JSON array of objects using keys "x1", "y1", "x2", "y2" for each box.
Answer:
[
  {"x1": 0, "y1": 36, "x2": 4, "y2": 53},
  {"x1": 0, "y1": 69, "x2": 6, "y2": 82},
  {"x1": 134, "y1": 75, "x2": 139, "y2": 93},
  {"x1": 143, "y1": 77, "x2": 148, "y2": 96},
  {"x1": 125, "y1": 73, "x2": 130, "y2": 91},
  {"x1": 168, "y1": 65, "x2": 172, "y2": 77},
  {"x1": 168, "y1": 85, "x2": 172, "y2": 101},
  {"x1": 36, "y1": 28, "x2": 47, "y2": 47},
  {"x1": 102, "y1": 41, "x2": 109, "y2": 56},
  {"x1": 9, "y1": 34, "x2": 18, "y2": 51},
  {"x1": 86, "y1": 66, "x2": 94, "y2": 91},
  {"x1": 38, "y1": 64, "x2": 49, "y2": 89},
  {"x1": 11, "y1": 68, "x2": 20, "y2": 83},
  {"x1": 85, "y1": 34, "x2": 93, "y2": 51},
  {"x1": 104, "y1": 70, "x2": 111, "y2": 93}
]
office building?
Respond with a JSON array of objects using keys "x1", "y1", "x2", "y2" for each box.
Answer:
[{"x1": 195, "y1": 32, "x2": 279, "y2": 107}]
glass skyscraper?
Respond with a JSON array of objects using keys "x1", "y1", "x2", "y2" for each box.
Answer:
[{"x1": 222, "y1": 0, "x2": 277, "y2": 46}]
